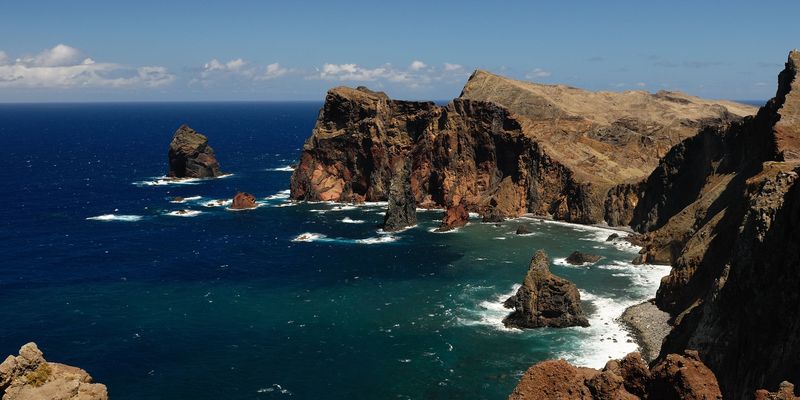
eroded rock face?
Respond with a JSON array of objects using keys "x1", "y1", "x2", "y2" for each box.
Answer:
[
  {"x1": 502, "y1": 250, "x2": 589, "y2": 328},
  {"x1": 382, "y1": 160, "x2": 417, "y2": 232},
  {"x1": 290, "y1": 73, "x2": 753, "y2": 225},
  {"x1": 168, "y1": 124, "x2": 222, "y2": 178},
  {"x1": 230, "y1": 192, "x2": 257, "y2": 209},
  {"x1": 0, "y1": 343, "x2": 107, "y2": 400},
  {"x1": 626, "y1": 50, "x2": 800, "y2": 398},
  {"x1": 436, "y1": 203, "x2": 468, "y2": 232},
  {"x1": 509, "y1": 351, "x2": 721, "y2": 400}
]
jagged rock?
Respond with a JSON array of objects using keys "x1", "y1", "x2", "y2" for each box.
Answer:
[
  {"x1": 502, "y1": 250, "x2": 589, "y2": 328},
  {"x1": 382, "y1": 160, "x2": 417, "y2": 232},
  {"x1": 565, "y1": 251, "x2": 602, "y2": 265},
  {"x1": 230, "y1": 192, "x2": 257, "y2": 209},
  {"x1": 756, "y1": 381, "x2": 800, "y2": 400},
  {"x1": 436, "y1": 203, "x2": 468, "y2": 232},
  {"x1": 290, "y1": 73, "x2": 753, "y2": 225},
  {"x1": 624, "y1": 50, "x2": 800, "y2": 398},
  {"x1": 168, "y1": 124, "x2": 222, "y2": 178},
  {"x1": 0, "y1": 343, "x2": 107, "y2": 400},
  {"x1": 508, "y1": 359, "x2": 597, "y2": 400},
  {"x1": 515, "y1": 225, "x2": 532, "y2": 235},
  {"x1": 649, "y1": 350, "x2": 722, "y2": 400}
]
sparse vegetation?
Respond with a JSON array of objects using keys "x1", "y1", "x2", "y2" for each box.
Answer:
[{"x1": 24, "y1": 363, "x2": 51, "y2": 387}]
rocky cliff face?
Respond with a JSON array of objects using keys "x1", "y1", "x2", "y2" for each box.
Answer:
[
  {"x1": 0, "y1": 343, "x2": 107, "y2": 400},
  {"x1": 618, "y1": 50, "x2": 800, "y2": 398},
  {"x1": 290, "y1": 74, "x2": 754, "y2": 224},
  {"x1": 502, "y1": 250, "x2": 589, "y2": 328},
  {"x1": 168, "y1": 124, "x2": 222, "y2": 178}
]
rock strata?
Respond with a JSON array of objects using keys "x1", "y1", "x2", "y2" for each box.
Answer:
[
  {"x1": 382, "y1": 160, "x2": 417, "y2": 232},
  {"x1": 230, "y1": 192, "x2": 257, "y2": 209},
  {"x1": 565, "y1": 251, "x2": 602, "y2": 265},
  {"x1": 290, "y1": 73, "x2": 753, "y2": 225},
  {"x1": 509, "y1": 350, "x2": 721, "y2": 400},
  {"x1": 502, "y1": 250, "x2": 589, "y2": 328},
  {"x1": 168, "y1": 124, "x2": 222, "y2": 178},
  {"x1": 0, "y1": 343, "x2": 107, "y2": 400}
]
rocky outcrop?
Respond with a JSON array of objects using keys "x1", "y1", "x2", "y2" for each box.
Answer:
[
  {"x1": 502, "y1": 250, "x2": 589, "y2": 328},
  {"x1": 565, "y1": 251, "x2": 602, "y2": 265},
  {"x1": 168, "y1": 124, "x2": 222, "y2": 178},
  {"x1": 382, "y1": 160, "x2": 417, "y2": 232},
  {"x1": 756, "y1": 382, "x2": 800, "y2": 400},
  {"x1": 230, "y1": 192, "x2": 257, "y2": 209},
  {"x1": 0, "y1": 343, "x2": 107, "y2": 400},
  {"x1": 617, "y1": 50, "x2": 800, "y2": 398},
  {"x1": 290, "y1": 74, "x2": 754, "y2": 225},
  {"x1": 509, "y1": 351, "x2": 720, "y2": 400},
  {"x1": 515, "y1": 224, "x2": 532, "y2": 235},
  {"x1": 436, "y1": 203, "x2": 468, "y2": 232}
]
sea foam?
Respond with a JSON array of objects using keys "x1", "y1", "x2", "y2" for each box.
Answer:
[{"x1": 86, "y1": 214, "x2": 143, "y2": 222}]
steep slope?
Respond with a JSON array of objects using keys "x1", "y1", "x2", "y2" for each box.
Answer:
[{"x1": 291, "y1": 76, "x2": 754, "y2": 224}]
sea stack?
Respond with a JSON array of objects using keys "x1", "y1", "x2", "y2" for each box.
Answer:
[
  {"x1": 436, "y1": 203, "x2": 469, "y2": 232},
  {"x1": 167, "y1": 124, "x2": 222, "y2": 178},
  {"x1": 230, "y1": 192, "x2": 257, "y2": 210},
  {"x1": 0, "y1": 342, "x2": 108, "y2": 400},
  {"x1": 382, "y1": 160, "x2": 417, "y2": 232},
  {"x1": 503, "y1": 250, "x2": 589, "y2": 328}
]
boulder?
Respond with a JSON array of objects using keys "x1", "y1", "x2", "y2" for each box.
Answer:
[
  {"x1": 436, "y1": 203, "x2": 468, "y2": 232},
  {"x1": 167, "y1": 124, "x2": 222, "y2": 178},
  {"x1": 566, "y1": 251, "x2": 602, "y2": 265},
  {"x1": 230, "y1": 192, "x2": 257, "y2": 209},
  {"x1": 606, "y1": 233, "x2": 619, "y2": 241},
  {"x1": 515, "y1": 225, "x2": 532, "y2": 235},
  {"x1": 502, "y1": 250, "x2": 589, "y2": 328}
]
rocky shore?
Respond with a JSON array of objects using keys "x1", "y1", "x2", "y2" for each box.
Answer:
[{"x1": 619, "y1": 299, "x2": 670, "y2": 363}]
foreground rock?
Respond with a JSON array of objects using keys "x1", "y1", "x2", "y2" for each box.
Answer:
[
  {"x1": 756, "y1": 382, "x2": 800, "y2": 400},
  {"x1": 624, "y1": 50, "x2": 800, "y2": 398},
  {"x1": 0, "y1": 342, "x2": 107, "y2": 400},
  {"x1": 436, "y1": 203, "x2": 468, "y2": 232},
  {"x1": 290, "y1": 74, "x2": 754, "y2": 225},
  {"x1": 167, "y1": 124, "x2": 222, "y2": 178},
  {"x1": 502, "y1": 250, "x2": 589, "y2": 328},
  {"x1": 509, "y1": 351, "x2": 720, "y2": 400},
  {"x1": 230, "y1": 192, "x2": 257, "y2": 209},
  {"x1": 382, "y1": 160, "x2": 417, "y2": 232},
  {"x1": 565, "y1": 251, "x2": 602, "y2": 265}
]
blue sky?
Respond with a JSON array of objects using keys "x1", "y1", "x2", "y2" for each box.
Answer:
[{"x1": 0, "y1": 0, "x2": 798, "y2": 102}]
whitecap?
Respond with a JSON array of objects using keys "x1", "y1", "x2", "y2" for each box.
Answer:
[
  {"x1": 264, "y1": 189, "x2": 291, "y2": 200},
  {"x1": 427, "y1": 226, "x2": 461, "y2": 234},
  {"x1": 341, "y1": 217, "x2": 365, "y2": 224},
  {"x1": 169, "y1": 196, "x2": 202, "y2": 204},
  {"x1": 355, "y1": 235, "x2": 398, "y2": 244},
  {"x1": 201, "y1": 199, "x2": 232, "y2": 208},
  {"x1": 133, "y1": 173, "x2": 232, "y2": 187},
  {"x1": 165, "y1": 210, "x2": 202, "y2": 217},
  {"x1": 266, "y1": 165, "x2": 295, "y2": 172},
  {"x1": 457, "y1": 284, "x2": 521, "y2": 332},
  {"x1": 86, "y1": 214, "x2": 143, "y2": 222},
  {"x1": 291, "y1": 232, "x2": 327, "y2": 242}
]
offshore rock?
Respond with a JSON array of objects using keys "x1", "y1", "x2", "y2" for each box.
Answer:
[
  {"x1": 502, "y1": 250, "x2": 589, "y2": 328},
  {"x1": 382, "y1": 160, "x2": 417, "y2": 232},
  {"x1": 230, "y1": 192, "x2": 257, "y2": 209},
  {"x1": 291, "y1": 74, "x2": 754, "y2": 225},
  {"x1": 436, "y1": 203, "x2": 468, "y2": 232},
  {"x1": 515, "y1": 224, "x2": 532, "y2": 235},
  {"x1": 167, "y1": 124, "x2": 222, "y2": 178},
  {"x1": 565, "y1": 251, "x2": 602, "y2": 265},
  {"x1": 0, "y1": 343, "x2": 107, "y2": 400}
]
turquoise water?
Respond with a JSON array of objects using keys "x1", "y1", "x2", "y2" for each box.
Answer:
[{"x1": 0, "y1": 103, "x2": 669, "y2": 399}]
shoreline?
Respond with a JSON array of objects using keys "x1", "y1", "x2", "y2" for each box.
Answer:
[{"x1": 618, "y1": 299, "x2": 671, "y2": 363}]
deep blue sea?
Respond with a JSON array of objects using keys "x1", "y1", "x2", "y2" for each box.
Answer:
[{"x1": 0, "y1": 102, "x2": 671, "y2": 399}]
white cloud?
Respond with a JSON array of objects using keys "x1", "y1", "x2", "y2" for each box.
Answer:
[
  {"x1": 258, "y1": 63, "x2": 289, "y2": 80},
  {"x1": 443, "y1": 63, "x2": 463, "y2": 71},
  {"x1": 196, "y1": 58, "x2": 291, "y2": 84},
  {"x1": 0, "y1": 44, "x2": 174, "y2": 88},
  {"x1": 409, "y1": 60, "x2": 427, "y2": 71},
  {"x1": 525, "y1": 68, "x2": 551, "y2": 79}
]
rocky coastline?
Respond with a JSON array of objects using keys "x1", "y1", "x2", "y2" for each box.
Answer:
[{"x1": 618, "y1": 299, "x2": 671, "y2": 363}]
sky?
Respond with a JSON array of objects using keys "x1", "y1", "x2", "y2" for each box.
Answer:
[{"x1": 0, "y1": 0, "x2": 798, "y2": 102}]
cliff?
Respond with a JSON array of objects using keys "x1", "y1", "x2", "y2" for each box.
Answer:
[
  {"x1": 0, "y1": 343, "x2": 107, "y2": 400},
  {"x1": 290, "y1": 75, "x2": 754, "y2": 224}
]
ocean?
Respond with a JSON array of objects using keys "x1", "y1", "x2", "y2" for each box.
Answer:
[{"x1": 0, "y1": 102, "x2": 670, "y2": 399}]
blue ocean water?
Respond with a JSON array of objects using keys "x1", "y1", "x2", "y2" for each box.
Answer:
[{"x1": 0, "y1": 102, "x2": 670, "y2": 399}]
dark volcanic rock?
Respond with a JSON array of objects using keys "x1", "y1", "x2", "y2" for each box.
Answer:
[
  {"x1": 606, "y1": 233, "x2": 619, "y2": 241},
  {"x1": 382, "y1": 160, "x2": 417, "y2": 232},
  {"x1": 649, "y1": 350, "x2": 722, "y2": 400},
  {"x1": 515, "y1": 224, "x2": 532, "y2": 235},
  {"x1": 565, "y1": 251, "x2": 602, "y2": 265},
  {"x1": 0, "y1": 342, "x2": 108, "y2": 400},
  {"x1": 436, "y1": 203, "x2": 468, "y2": 232},
  {"x1": 502, "y1": 250, "x2": 589, "y2": 328},
  {"x1": 230, "y1": 192, "x2": 257, "y2": 209},
  {"x1": 168, "y1": 124, "x2": 222, "y2": 178}
]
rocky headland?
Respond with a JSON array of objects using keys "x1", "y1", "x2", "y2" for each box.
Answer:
[
  {"x1": 502, "y1": 250, "x2": 589, "y2": 328},
  {"x1": 0, "y1": 343, "x2": 107, "y2": 400},
  {"x1": 289, "y1": 73, "x2": 754, "y2": 224},
  {"x1": 167, "y1": 124, "x2": 223, "y2": 178}
]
